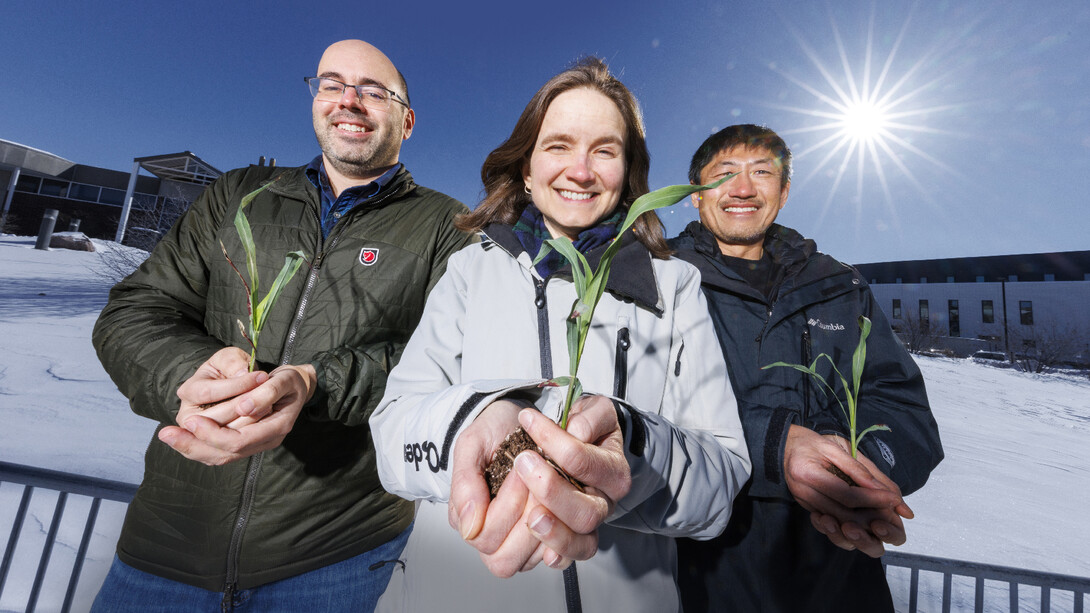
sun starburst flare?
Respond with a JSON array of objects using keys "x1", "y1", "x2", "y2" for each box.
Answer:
[{"x1": 764, "y1": 5, "x2": 970, "y2": 233}]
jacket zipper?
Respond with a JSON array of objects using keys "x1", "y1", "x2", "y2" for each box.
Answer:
[
  {"x1": 282, "y1": 237, "x2": 333, "y2": 364},
  {"x1": 533, "y1": 277, "x2": 582, "y2": 613},
  {"x1": 801, "y1": 325, "x2": 813, "y2": 420},
  {"x1": 221, "y1": 204, "x2": 330, "y2": 610},
  {"x1": 613, "y1": 325, "x2": 630, "y2": 397},
  {"x1": 534, "y1": 279, "x2": 553, "y2": 379},
  {"x1": 755, "y1": 302, "x2": 775, "y2": 345}
]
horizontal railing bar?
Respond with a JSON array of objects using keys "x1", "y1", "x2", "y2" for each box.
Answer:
[
  {"x1": 0, "y1": 460, "x2": 137, "y2": 502},
  {"x1": 884, "y1": 551, "x2": 1090, "y2": 593}
]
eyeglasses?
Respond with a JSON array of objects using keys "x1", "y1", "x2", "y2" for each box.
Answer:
[{"x1": 304, "y1": 77, "x2": 408, "y2": 111}]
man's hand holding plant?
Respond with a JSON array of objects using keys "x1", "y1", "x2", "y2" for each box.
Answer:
[
  {"x1": 783, "y1": 424, "x2": 913, "y2": 557},
  {"x1": 161, "y1": 346, "x2": 318, "y2": 466}
]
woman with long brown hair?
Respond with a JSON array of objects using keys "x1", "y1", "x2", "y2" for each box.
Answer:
[{"x1": 370, "y1": 57, "x2": 750, "y2": 613}]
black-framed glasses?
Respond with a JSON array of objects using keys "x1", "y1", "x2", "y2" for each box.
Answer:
[{"x1": 304, "y1": 77, "x2": 408, "y2": 111}]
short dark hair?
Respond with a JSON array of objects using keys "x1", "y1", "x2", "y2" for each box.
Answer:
[
  {"x1": 456, "y1": 57, "x2": 669, "y2": 258},
  {"x1": 688, "y1": 124, "x2": 792, "y2": 188}
]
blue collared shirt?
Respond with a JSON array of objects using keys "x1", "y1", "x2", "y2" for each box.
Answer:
[{"x1": 304, "y1": 155, "x2": 402, "y2": 238}]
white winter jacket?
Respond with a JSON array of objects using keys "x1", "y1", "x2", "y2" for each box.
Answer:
[{"x1": 370, "y1": 225, "x2": 751, "y2": 613}]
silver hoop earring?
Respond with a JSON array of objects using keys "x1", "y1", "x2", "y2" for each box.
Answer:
[{"x1": 524, "y1": 184, "x2": 532, "y2": 195}]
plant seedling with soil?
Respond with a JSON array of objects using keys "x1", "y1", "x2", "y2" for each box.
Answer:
[
  {"x1": 763, "y1": 315, "x2": 890, "y2": 484},
  {"x1": 483, "y1": 176, "x2": 729, "y2": 497}
]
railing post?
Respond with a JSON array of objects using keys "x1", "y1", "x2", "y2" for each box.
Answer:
[
  {"x1": 909, "y1": 567, "x2": 919, "y2": 613},
  {"x1": 62, "y1": 497, "x2": 102, "y2": 613},
  {"x1": 942, "y1": 572, "x2": 952, "y2": 613},
  {"x1": 27, "y1": 491, "x2": 68, "y2": 612},
  {"x1": 0, "y1": 485, "x2": 33, "y2": 598}
]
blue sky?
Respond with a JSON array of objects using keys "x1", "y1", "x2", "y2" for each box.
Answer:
[{"x1": 2, "y1": 0, "x2": 1087, "y2": 264}]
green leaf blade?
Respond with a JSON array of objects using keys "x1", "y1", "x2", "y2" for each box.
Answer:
[{"x1": 253, "y1": 251, "x2": 307, "y2": 333}]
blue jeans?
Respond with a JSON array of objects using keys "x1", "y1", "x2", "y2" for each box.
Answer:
[{"x1": 91, "y1": 525, "x2": 411, "y2": 612}]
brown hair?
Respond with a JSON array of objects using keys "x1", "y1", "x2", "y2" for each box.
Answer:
[{"x1": 455, "y1": 57, "x2": 669, "y2": 258}]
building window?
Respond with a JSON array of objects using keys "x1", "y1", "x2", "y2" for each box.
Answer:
[
  {"x1": 1044, "y1": 274, "x2": 1055, "y2": 282},
  {"x1": 982, "y1": 300, "x2": 994, "y2": 324},
  {"x1": 920, "y1": 277, "x2": 928, "y2": 284},
  {"x1": 1019, "y1": 301, "x2": 1033, "y2": 325},
  {"x1": 892, "y1": 299, "x2": 902, "y2": 319},
  {"x1": 948, "y1": 300, "x2": 960, "y2": 337},
  {"x1": 39, "y1": 178, "x2": 69, "y2": 197},
  {"x1": 919, "y1": 300, "x2": 929, "y2": 326},
  {"x1": 976, "y1": 276, "x2": 985, "y2": 282},
  {"x1": 947, "y1": 276, "x2": 955, "y2": 283},
  {"x1": 1008, "y1": 275, "x2": 1018, "y2": 282},
  {"x1": 100, "y1": 188, "x2": 126, "y2": 205},
  {"x1": 69, "y1": 183, "x2": 101, "y2": 202},
  {"x1": 896, "y1": 277, "x2": 903, "y2": 284},
  {"x1": 14, "y1": 174, "x2": 41, "y2": 193}
]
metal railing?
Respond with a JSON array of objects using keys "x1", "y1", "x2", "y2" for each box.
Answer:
[
  {"x1": 3, "y1": 461, "x2": 1089, "y2": 613},
  {"x1": 884, "y1": 550, "x2": 1090, "y2": 613},
  {"x1": 0, "y1": 461, "x2": 137, "y2": 613}
]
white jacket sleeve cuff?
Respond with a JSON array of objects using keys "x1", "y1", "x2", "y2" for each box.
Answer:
[{"x1": 370, "y1": 378, "x2": 546, "y2": 503}]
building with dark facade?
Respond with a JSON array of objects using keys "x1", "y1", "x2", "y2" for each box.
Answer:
[
  {"x1": 855, "y1": 252, "x2": 1090, "y2": 364},
  {"x1": 1, "y1": 139, "x2": 222, "y2": 247}
]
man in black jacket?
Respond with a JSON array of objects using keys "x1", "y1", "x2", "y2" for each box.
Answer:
[
  {"x1": 670, "y1": 124, "x2": 943, "y2": 612},
  {"x1": 91, "y1": 40, "x2": 474, "y2": 611}
]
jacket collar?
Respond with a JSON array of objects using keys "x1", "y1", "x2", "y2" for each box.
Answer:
[
  {"x1": 263, "y1": 164, "x2": 416, "y2": 212},
  {"x1": 672, "y1": 221, "x2": 858, "y2": 305},
  {"x1": 671, "y1": 221, "x2": 819, "y2": 296},
  {"x1": 483, "y1": 222, "x2": 664, "y2": 315}
]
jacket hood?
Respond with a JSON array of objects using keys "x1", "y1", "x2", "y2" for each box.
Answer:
[{"x1": 482, "y1": 222, "x2": 665, "y2": 316}]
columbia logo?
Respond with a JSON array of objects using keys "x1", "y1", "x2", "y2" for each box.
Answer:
[{"x1": 807, "y1": 318, "x2": 846, "y2": 331}]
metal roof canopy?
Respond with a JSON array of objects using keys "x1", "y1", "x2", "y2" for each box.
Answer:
[
  {"x1": 134, "y1": 151, "x2": 222, "y2": 185},
  {"x1": 115, "y1": 151, "x2": 223, "y2": 242}
]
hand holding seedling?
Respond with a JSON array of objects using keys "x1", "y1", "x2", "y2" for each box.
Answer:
[
  {"x1": 160, "y1": 179, "x2": 314, "y2": 466},
  {"x1": 783, "y1": 425, "x2": 912, "y2": 557},
  {"x1": 449, "y1": 396, "x2": 627, "y2": 576},
  {"x1": 175, "y1": 346, "x2": 268, "y2": 426},
  {"x1": 161, "y1": 348, "x2": 317, "y2": 466}
]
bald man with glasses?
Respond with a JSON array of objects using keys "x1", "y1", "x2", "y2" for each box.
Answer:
[{"x1": 91, "y1": 40, "x2": 474, "y2": 612}]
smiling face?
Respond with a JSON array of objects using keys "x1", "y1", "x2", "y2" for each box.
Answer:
[
  {"x1": 691, "y1": 144, "x2": 791, "y2": 260},
  {"x1": 311, "y1": 40, "x2": 414, "y2": 190},
  {"x1": 523, "y1": 87, "x2": 627, "y2": 240}
]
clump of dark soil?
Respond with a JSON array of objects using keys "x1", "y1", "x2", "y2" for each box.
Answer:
[
  {"x1": 484, "y1": 426, "x2": 585, "y2": 498},
  {"x1": 828, "y1": 465, "x2": 859, "y2": 487}
]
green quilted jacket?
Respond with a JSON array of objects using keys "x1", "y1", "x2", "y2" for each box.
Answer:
[{"x1": 92, "y1": 163, "x2": 475, "y2": 591}]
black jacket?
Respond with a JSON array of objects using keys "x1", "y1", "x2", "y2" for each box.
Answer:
[{"x1": 669, "y1": 221, "x2": 943, "y2": 612}]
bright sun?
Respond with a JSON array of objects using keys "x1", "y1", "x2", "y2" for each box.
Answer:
[
  {"x1": 763, "y1": 7, "x2": 959, "y2": 225},
  {"x1": 841, "y1": 99, "x2": 889, "y2": 143}
]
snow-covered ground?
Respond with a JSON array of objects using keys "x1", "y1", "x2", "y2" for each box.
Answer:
[{"x1": 2, "y1": 234, "x2": 1088, "y2": 612}]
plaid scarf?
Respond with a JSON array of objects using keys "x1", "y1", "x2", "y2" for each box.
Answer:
[{"x1": 512, "y1": 203, "x2": 625, "y2": 278}]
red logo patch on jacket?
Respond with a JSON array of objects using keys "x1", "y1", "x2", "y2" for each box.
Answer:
[{"x1": 359, "y1": 248, "x2": 380, "y2": 266}]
